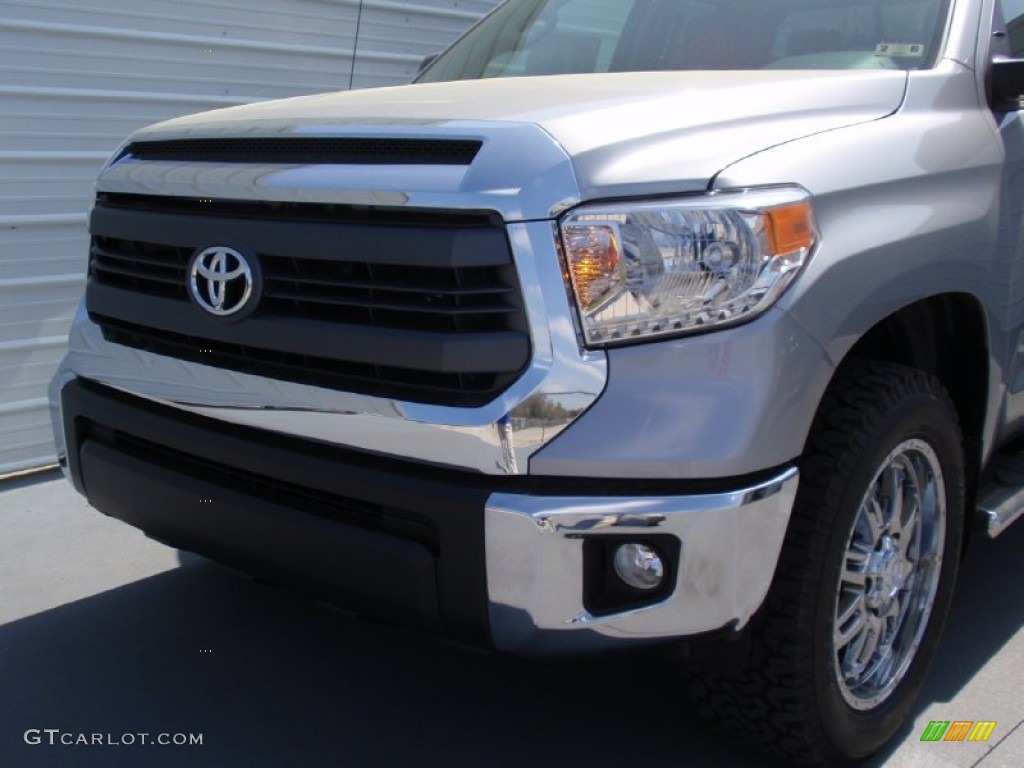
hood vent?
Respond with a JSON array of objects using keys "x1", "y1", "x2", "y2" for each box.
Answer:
[{"x1": 124, "y1": 137, "x2": 483, "y2": 165}]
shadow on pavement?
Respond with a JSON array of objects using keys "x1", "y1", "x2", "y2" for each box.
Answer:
[
  {"x1": 867, "y1": 520, "x2": 1024, "y2": 765},
  {"x1": 0, "y1": 552, "x2": 782, "y2": 768},
  {"x1": 923, "y1": 520, "x2": 1024, "y2": 699}
]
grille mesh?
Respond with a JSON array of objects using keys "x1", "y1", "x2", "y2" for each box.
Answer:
[
  {"x1": 125, "y1": 137, "x2": 482, "y2": 165},
  {"x1": 91, "y1": 238, "x2": 521, "y2": 334}
]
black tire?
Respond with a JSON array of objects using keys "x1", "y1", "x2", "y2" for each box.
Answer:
[{"x1": 683, "y1": 361, "x2": 965, "y2": 766}]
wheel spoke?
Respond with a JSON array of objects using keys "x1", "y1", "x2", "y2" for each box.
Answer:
[
  {"x1": 894, "y1": 499, "x2": 919, "y2": 553},
  {"x1": 885, "y1": 465, "x2": 905, "y2": 530},
  {"x1": 846, "y1": 616, "x2": 882, "y2": 679},
  {"x1": 842, "y1": 548, "x2": 869, "y2": 587},
  {"x1": 834, "y1": 596, "x2": 867, "y2": 650},
  {"x1": 895, "y1": 460, "x2": 924, "y2": 537},
  {"x1": 864, "y1": 497, "x2": 886, "y2": 542},
  {"x1": 883, "y1": 592, "x2": 902, "y2": 623},
  {"x1": 900, "y1": 559, "x2": 915, "y2": 585},
  {"x1": 868, "y1": 637, "x2": 899, "y2": 687}
]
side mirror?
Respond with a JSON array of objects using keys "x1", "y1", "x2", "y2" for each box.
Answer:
[
  {"x1": 991, "y1": 57, "x2": 1024, "y2": 106},
  {"x1": 418, "y1": 53, "x2": 439, "y2": 75}
]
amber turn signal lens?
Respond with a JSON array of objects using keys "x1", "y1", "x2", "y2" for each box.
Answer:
[
  {"x1": 563, "y1": 224, "x2": 622, "y2": 312},
  {"x1": 766, "y1": 201, "x2": 815, "y2": 255}
]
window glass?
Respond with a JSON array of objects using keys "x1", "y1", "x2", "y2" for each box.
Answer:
[
  {"x1": 1002, "y1": 0, "x2": 1024, "y2": 56},
  {"x1": 479, "y1": 0, "x2": 636, "y2": 77},
  {"x1": 419, "y1": 0, "x2": 954, "y2": 82}
]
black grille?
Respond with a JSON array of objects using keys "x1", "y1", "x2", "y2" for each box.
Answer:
[
  {"x1": 91, "y1": 239, "x2": 520, "y2": 334},
  {"x1": 91, "y1": 238, "x2": 186, "y2": 300},
  {"x1": 94, "y1": 314, "x2": 521, "y2": 403},
  {"x1": 124, "y1": 137, "x2": 482, "y2": 165},
  {"x1": 87, "y1": 421, "x2": 439, "y2": 553},
  {"x1": 87, "y1": 194, "x2": 530, "y2": 406}
]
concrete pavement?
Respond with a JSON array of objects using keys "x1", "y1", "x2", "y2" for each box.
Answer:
[{"x1": 1, "y1": 471, "x2": 1022, "y2": 767}]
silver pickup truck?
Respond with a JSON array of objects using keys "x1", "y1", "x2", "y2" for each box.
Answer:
[{"x1": 47, "y1": 0, "x2": 1024, "y2": 763}]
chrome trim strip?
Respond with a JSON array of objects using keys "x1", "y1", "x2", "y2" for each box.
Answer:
[
  {"x1": 96, "y1": 120, "x2": 582, "y2": 221},
  {"x1": 47, "y1": 369, "x2": 71, "y2": 483},
  {"x1": 484, "y1": 467, "x2": 798, "y2": 654},
  {"x1": 977, "y1": 482, "x2": 1024, "y2": 539}
]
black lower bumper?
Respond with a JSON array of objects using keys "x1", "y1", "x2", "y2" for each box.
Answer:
[{"x1": 60, "y1": 379, "x2": 493, "y2": 647}]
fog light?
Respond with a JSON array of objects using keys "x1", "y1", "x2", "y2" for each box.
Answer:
[{"x1": 612, "y1": 542, "x2": 665, "y2": 590}]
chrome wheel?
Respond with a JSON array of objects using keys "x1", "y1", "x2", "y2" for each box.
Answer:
[{"x1": 833, "y1": 438, "x2": 946, "y2": 710}]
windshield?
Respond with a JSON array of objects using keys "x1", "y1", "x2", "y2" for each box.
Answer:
[{"x1": 418, "y1": 0, "x2": 952, "y2": 81}]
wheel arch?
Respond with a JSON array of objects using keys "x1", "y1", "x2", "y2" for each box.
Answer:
[{"x1": 819, "y1": 293, "x2": 989, "y2": 548}]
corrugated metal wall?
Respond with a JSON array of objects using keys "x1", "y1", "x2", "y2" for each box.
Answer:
[{"x1": 0, "y1": 0, "x2": 500, "y2": 476}]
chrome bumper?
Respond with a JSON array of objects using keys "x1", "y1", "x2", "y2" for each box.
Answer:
[{"x1": 484, "y1": 467, "x2": 798, "y2": 654}]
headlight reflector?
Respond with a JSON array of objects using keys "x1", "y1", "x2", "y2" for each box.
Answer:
[{"x1": 560, "y1": 187, "x2": 815, "y2": 346}]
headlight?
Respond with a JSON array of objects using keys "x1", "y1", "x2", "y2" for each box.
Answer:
[{"x1": 559, "y1": 187, "x2": 816, "y2": 346}]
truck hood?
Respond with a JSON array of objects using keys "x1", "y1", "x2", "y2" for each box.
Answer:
[{"x1": 127, "y1": 70, "x2": 907, "y2": 209}]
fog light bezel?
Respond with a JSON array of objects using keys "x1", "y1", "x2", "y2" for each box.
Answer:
[{"x1": 583, "y1": 535, "x2": 681, "y2": 617}]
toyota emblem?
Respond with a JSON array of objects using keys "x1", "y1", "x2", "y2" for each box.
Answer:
[{"x1": 188, "y1": 246, "x2": 256, "y2": 317}]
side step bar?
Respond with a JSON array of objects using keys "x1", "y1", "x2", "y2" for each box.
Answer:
[
  {"x1": 976, "y1": 450, "x2": 1024, "y2": 538},
  {"x1": 976, "y1": 484, "x2": 1024, "y2": 539}
]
